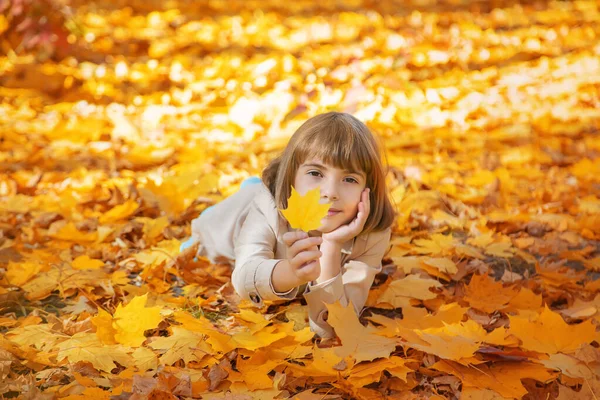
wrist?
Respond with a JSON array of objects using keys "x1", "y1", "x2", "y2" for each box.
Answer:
[
  {"x1": 271, "y1": 260, "x2": 301, "y2": 293},
  {"x1": 320, "y1": 239, "x2": 343, "y2": 252}
]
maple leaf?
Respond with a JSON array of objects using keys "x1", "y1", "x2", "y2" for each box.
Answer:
[
  {"x1": 112, "y1": 294, "x2": 163, "y2": 347},
  {"x1": 464, "y1": 274, "x2": 518, "y2": 313},
  {"x1": 98, "y1": 199, "x2": 139, "y2": 223},
  {"x1": 348, "y1": 357, "x2": 413, "y2": 387},
  {"x1": 235, "y1": 350, "x2": 283, "y2": 390},
  {"x1": 132, "y1": 346, "x2": 159, "y2": 371},
  {"x1": 71, "y1": 255, "x2": 105, "y2": 270},
  {"x1": 280, "y1": 186, "x2": 330, "y2": 232},
  {"x1": 432, "y1": 360, "x2": 555, "y2": 399},
  {"x1": 326, "y1": 301, "x2": 397, "y2": 363},
  {"x1": 377, "y1": 274, "x2": 443, "y2": 307},
  {"x1": 149, "y1": 327, "x2": 212, "y2": 365},
  {"x1": 508, "y1": 306, "x2": 596, "y2": 354},
  {"x1": 57, "y1": 333, "x2": 132, "y2": 372},
  {"x1": 92, "y1": 308, "x2": 117, "y2": 345}
]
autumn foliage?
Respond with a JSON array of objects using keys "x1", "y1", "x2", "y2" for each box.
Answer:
[{"x1": 1, "y1": 0, "x2": 600, "y2": 399}]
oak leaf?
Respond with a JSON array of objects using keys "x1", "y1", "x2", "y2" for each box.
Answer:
[{"x1": 280, "y1": 186, "x2": 330, "y2": 232}]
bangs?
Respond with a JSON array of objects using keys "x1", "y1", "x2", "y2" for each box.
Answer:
[{"x1": 294, "y1": 120, "x2": 374, "y2": 177}]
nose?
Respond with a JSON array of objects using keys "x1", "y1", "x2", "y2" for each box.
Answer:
[{"x1": 320, "y1": 179, "x2": 339, "y2": 202}]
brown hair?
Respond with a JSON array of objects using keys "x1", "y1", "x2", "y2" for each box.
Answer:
[{"x1": 262, "y1": 112, "x2": 395, "y2": 234}]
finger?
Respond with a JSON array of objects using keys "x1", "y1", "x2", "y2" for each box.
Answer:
[
  {"x1": 296, "y1": 261, "x2": 321, "y2": 281},
  {"x1": 364, "y1": 188, "x2": 371, "y2": 215},
  {"x1": 292, "y1": 250, "x2": 322, "y2": 269},
  {"x1": 283, "y1": 230, "x2": 308, "y2": 247},
  {"x1": 289, "y1": 237, "x2": 322, "y2": 258}
]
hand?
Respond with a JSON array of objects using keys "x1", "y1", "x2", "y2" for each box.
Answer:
[
  {"x1": 271, "y1": 231, "x2": 323, "y2": 292},
  {"x1": 322, "y1": 188, "x2": 370, "y2": 245},
  {"x1": 283, "y1": 231, "x2": 322, "y2": 282}
]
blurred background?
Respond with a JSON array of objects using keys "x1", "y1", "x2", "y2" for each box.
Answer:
[{"x1": 1, "y1": 0, "x2": 599, "y2": 234}]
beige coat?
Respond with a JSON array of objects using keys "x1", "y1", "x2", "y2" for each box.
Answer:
[{"x1": 191, "y1": 182, "x2": 391, "y2": 338}]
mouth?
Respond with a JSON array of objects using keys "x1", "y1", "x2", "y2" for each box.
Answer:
[{"x1": 326, "y1": 208, "x2": 341, "y2": 217}]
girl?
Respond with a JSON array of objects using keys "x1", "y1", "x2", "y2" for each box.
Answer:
[{"x1": 185, "y1": 112, "x2": 395, "y2": 338}]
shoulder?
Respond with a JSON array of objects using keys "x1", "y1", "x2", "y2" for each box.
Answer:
[
  {"x1": 356, "y1": 227, "x2": 392, "y2": 253},
  {"x1": 251, "y1": 182, "x2": 277, "y2": 210},
  {"x1": 245, "y1": 182, "x2": 282, "y2": 230},
  {"x1": 359, "y1": 226, "x2": 392, "y2": 243}
]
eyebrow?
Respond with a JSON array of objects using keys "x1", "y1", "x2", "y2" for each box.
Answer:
[{"x1": 302, "y1": 163, "x2": 365, "y2": 179}]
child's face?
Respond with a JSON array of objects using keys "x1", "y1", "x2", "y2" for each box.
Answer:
[{"x1": 294, "y1": 158, "x2": 367, "y2": 233}]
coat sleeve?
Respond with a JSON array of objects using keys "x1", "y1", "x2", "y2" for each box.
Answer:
[
  {"x1": 232, "y1": 202, "x2": 298, "y2": 307},
  {"x1": 302, "y1": 228, "x2": 392, "y2": 338}
]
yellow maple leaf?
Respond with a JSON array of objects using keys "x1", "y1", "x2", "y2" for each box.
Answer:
[
  {"x1": 92, "y1": 308, "x2": 117, "y2": 345},
  {"x1": 280, "y1": 186, "x2": 330, "y2": 232},
  {"x1": 413, "y1": 234, "x2": 455, "y2": 255},
  {"x1": 348, "y1": 356, "x2": 412, "y2": 387},
  {"x1": 377, "y1": 274, "x2": 443, "y2": 307},
  {"x1": 149, "y1": 326, "x2": 211, "y2": 365},
  {"x1": 5, "y1": 261, "x2": 43, "y2": 286},
  {"x1": 57, "y1": 332, "x2": 132, "y2": 372},
  {"x1": 72, "y1": 255, "x2": 105, "y2": 270},
  {"x1": 131, "y1": 346, "x2": 158, "y2": 371},
  {"x1": 326, "y1": 301, "x2": 397, "y2": 363},
  {"x1": 112, "y1": 294, "x2": 163, "y2": 347},
  {"x1": 508, "y1": 306, "x2": 596, "y2": 354},
  {"x1": 99, "y1": 199, "x2": 139, "y2": 224},
  {"x1": 432, "y1": 360, "x2": 555, "y2": 399}
]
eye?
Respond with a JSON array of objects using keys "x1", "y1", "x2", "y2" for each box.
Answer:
[
  {"x1": 344, "y1": 177, "x2": 359, "y2": 184},
  {"x1": 307, "y1": 170, "x2": 322, "y2": 177}
]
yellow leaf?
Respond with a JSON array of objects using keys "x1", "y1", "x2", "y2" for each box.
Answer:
[
  {"x1": 149, "y1": 326, "x2": 211, "y2": 365},
  {"x1": 232, "y1": 325, "x2": 288, "y2": 351},
  {"x1": 413, "y1": 234, "x2": 455, "y2": 255},
  {"x1": 112, "y1": 294, "x2": 163, "y2": 347},
  {"x1": 348, "y1": 357, "x2": 412, "y2": 387},
  {"x1": 57, "y1": 332, "x2": 132, "y2": 372},
  {"x1": 50, "y1": 222, "x2": 97, "y2": 242},
  {"x1": 326, "y1": 301, "x2": 397, "y2": 363},
  {"x1": 5, "y1": 261, "x2": 42, "y2": 286},
  {"x1": 508, "y1": 306, "x2": 596, "y2": 354},
  {"x1": 72, "y1": 255, "x2": 105, "y2": 270},
  {"x1": 280, "y1": 186, "x2": 330, "y2": 232},
  {"x1": 62, "y1": 387, "x2": 111, "y2": 400},
  {"x1": 99, "y1": 200, "x2": 139, "y2": 224},
  {"x1": 422, "y1": 257, "x2": 458, "y2": 274},
  {"x1": 541, "y1": 353, "x2": 595, "y2": 379},
  {"x1": 432, "y1": 360, "x2": 554, "y2": 399},
  {"x1": 131, "y1": 346, "x2": 158, "y2": 371},
  {"x1": 485, "y1": 242, "x2": 514, "y2": 258},
  {"x1": 378, "y1": 274, "x2": 443, "y2": 306},
  {"x1": 92, "y1": 308, "x2": 117, "y2": 345}
]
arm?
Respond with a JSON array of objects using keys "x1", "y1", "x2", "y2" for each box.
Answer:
[
  {"x1": 232, "y1": 204, "x2": 323, "y2": 306},
  {"x1": 303, "y1": 228, "x2": 392, "y2": 338},
  {"x1": 232, "y1": 204, "x2": 299, "y2": 305}
]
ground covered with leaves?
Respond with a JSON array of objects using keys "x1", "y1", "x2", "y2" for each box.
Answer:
[{"x1": 1, "y1": 0, "x2": 600, "y2": 398}]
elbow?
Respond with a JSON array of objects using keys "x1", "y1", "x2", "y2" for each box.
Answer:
[{"x1": 231, "y1": 262, "x2": 250, "y2": 300}]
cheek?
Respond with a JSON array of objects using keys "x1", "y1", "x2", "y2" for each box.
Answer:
[{"x1": 344, "y1": 187, "x2": 364, "y2": 211}]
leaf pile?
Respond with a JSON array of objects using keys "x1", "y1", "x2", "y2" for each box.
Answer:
[{"x1": 1, "y1": 0, "x2": 600, "y2": 399}]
